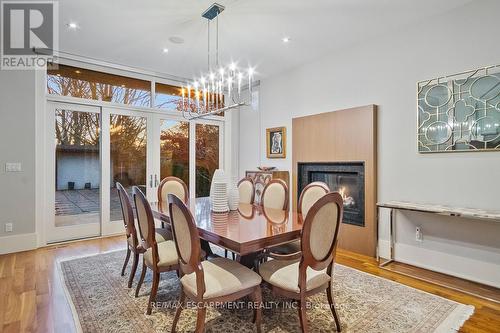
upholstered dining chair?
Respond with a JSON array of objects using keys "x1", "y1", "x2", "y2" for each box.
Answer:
[
  {"x1": 238, "y1": 177, "x2": 255, "y2": 204},
  {"x1": 116, "y1": 183, "x2": 171, "y2": 288},
  {"x1": 158, "y1": 176, "x2": 189, "y2": 228},
  {"x1": 299, "y1": 182, "x2": 330, "y2": 217},
  {"x1": 260, "y1": 179, "x2": 289, "y2": 210},
  {"x1": 222, "y1": 177, "x2": 255, "y2": 259},
  {"x1": 257, "y1": 192, "x2": 343, "y2": 333},
  {"x1": 168, "y1": 194, "x2": 263, "y2": 333},
  {"x1": 269, "y1": 182, "x2": 330, "y2": 255},
  {"x1": 132, "y1": 186, "x2": 179, "y2": 315}
]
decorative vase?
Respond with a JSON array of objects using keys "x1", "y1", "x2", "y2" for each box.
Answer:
[
  {"x1": 228, "y1": 178, "x2": 239, "y2": 211},
  {"x1": 210, "y1": 169, "x2": 229, "y2": 213}
]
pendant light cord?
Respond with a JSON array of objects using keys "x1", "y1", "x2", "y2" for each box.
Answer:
[
  {"x1": 216, "y1": 14, "x2": 219, "y2": 67},
  {"x1": 207, "y1": 20, "x2": 211, "y2": 72}
]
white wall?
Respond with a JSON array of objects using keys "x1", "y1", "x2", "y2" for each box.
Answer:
[
  {"x1": 240, "y1": 0, "x2": 500, "y2": 287},
  {"x1": 0, "y1": 70, "x2": 38, "y2": 251}
]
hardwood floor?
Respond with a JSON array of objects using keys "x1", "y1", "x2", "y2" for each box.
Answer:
[
  {"x1": 382, "y1": 261, "x2": 500, "y2": 304},
  {"x1": 0, "y1": 236, "x2": 499, "y2": 333}
]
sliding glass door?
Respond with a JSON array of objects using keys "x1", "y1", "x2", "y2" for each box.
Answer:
[
  {"x1": 47, "y1": 102, "x2": 102, "y2": 242},
  {"x1": 46, "y1": 101, "x2": 224, "y2": 242},
  {"x1": 195, "y1": 123, "x2": 221, "y2": 197}
]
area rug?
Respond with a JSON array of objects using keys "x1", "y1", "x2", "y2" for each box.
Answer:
[{"x1": 59, "y1": 250, "x2": 473, "y2": 332}]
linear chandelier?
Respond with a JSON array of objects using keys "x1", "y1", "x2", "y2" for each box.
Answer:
[{"x1": 181, "y1": 3, "x2": 254, "y2": 120}]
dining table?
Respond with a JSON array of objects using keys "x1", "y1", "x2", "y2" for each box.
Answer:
[{"x1": 150, "y1": 197, "x2": 304, "y2": 267}]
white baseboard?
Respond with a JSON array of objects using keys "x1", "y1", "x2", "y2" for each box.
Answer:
[
  {"x1": 0, "y1": 233, "x2": 38, "y2": 254},
  {"x1": 394, "y1": 243, "x2": 500, "y2": 288}
]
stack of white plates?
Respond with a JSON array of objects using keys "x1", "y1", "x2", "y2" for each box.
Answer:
[{"x1": 211, "y1": 182, "x2": 229, "y2": 212}]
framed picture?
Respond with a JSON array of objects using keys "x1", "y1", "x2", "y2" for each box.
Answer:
[{"x1": 266, "y1": 126, "x2": 286, "y2": 158}]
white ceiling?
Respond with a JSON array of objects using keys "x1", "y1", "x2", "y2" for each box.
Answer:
[{"x1": 58, "y1": 0, "x2": 473, "y2": 79}]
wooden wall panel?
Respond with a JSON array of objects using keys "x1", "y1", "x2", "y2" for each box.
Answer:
[{"x1": 292, "y1": 105, "x2": 377, "y2": 257}]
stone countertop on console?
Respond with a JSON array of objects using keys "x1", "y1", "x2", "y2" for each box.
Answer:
[{"x1": 377, "y1": 201, "x2": 500, "y2": 221}]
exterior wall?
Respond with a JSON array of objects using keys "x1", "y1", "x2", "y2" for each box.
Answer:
[{"x1": 56, "y1": 152, "x2": 100, "y2": 190}]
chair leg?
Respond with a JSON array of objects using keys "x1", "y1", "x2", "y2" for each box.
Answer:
[
  {"x1": 327, "y1": 285, "x2": 342, "y2": 332},
  {"x1": 128, "y1": 252, "x2": 139, "y2": 288},
  {"x1": 147, "y1": 271, "x2": 160, "y2": 315},
  {"x1": 195, "y1": 306, "x2": 207, "y2": 333},
  {"x1": 232, "y1": 252, "x2": 235, "y2": 260},
  {"x1": 298, "y1": 298, "x2": 309, "y2": 333},
  {"x1": 171, "y1": 288, "x2": 186, "y2": 333},
  {"x1": 121, "y1": 247, "x2": 131, "y2": 276},
  {"x1": 224, "y1": 249, "x2": 228, "y2": 258},
  {"x1": 252, "y1": 287, "x2": 262, "y2": 333},
  {"x1": 135, "y1": 261, "x2": 147, "y2": 297}
]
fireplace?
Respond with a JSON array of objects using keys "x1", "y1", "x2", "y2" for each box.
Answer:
[{"x1": 297, "y1": 162, "x2": 365, "y2": 227}]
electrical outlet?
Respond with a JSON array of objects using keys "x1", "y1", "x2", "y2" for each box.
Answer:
[
  {"x1": 5, "y1": 223, "x2": 13, "y2": 233},
  {"x1": 415, "y1": 226, "x2": 423, "y2": 242},
  {"x1": 5, "y1": 162, "x2": 22, "y2": 172}
]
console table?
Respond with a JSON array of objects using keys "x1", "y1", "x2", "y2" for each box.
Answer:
[
  {"x1": 376, "y1": 201, "x2": 500, "y2": 302},
  {"x1": 377, "y1": 201, "x2": 500, "y2": 267}
]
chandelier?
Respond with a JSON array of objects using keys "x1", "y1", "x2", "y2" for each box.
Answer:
[{"x1": 181, "y1": 3, "x2": 255, "y2": 120}]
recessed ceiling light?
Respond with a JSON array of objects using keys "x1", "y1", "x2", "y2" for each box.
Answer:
[
  {"x1": 75, "y1": 70, "x2": 81, "y2": 74},
  {"x1": 282, "y1": 37, "x2": 291, "y2": 43},
  {"x1": 67, "y1": 22, "x2": 78, "y2": 29},
  {"x1": 168, "y1": 36, "x2": 184, "y2": 44},
  {"x1": 162, "y1": 48, "x2": 169, "y2": 54}
]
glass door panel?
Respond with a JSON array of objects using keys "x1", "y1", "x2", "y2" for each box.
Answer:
[
  {"x1": 195, "y1": 123, "x2": 220, "y2": 197},
  {"x1": 109, "y1": 114, "x2": 147, "y2": 222},
  {"x1": 159, "y1": 119, "x2": 190, "y2": 187},
  {"x1": 47, "y1": 103, "x2": 101, "y2": 243}
]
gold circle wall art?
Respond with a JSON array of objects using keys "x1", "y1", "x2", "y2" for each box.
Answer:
[{"x1": 417, "y1": 64, "x2": 500, "y2": 153}]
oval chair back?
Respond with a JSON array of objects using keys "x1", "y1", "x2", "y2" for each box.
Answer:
[
  {"x1": 116, "y1": 182, "x2": 138, "y2": 249},
  {"x1": 261, "y1": 179, "x2": 289, "y2": 210},
  {"x1": 158, "y1": 176, "x2": 188, "y2": 203},
  {"x1": 300, "y1": 192, "x2": 343, "y2": 277},
  {"x1": 132, "y1": 186, "x2": 158, "y2": 262},
  {"x1": 238, "y1": 177, "x2": 255, "y2": 204},
  {"x1": 298, "y1": 181, "x2": 330, "y2": 218},
  {"x1": 168, "y1": 194, "x2": 206, "y2": 297}
]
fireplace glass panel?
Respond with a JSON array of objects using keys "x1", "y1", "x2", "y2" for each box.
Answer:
[{"x1": 298, "y1": 162, "x2": 365, "y2": 227}]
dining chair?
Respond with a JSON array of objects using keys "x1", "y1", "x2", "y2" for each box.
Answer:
[
  {"x1": 299, "y1": 182, "x2": 330, "y2": 217},
  {"x1": 158, "y1": 176, "x2": 189, "y2": 228},
  {"x1": 222, "y1": 177, "x2": 255, "y2": 259},
  {"x1": 269, "y1": 182, "x2": 330, "y2": 255},
  {"x1": 116, "y1": 182, "x2": 171, "y2": 288},
  {"x1": 132, "y1": 186, "x2": 179, "y2": 315},
  {"x1": 261, "y1": 178, "x2": 289, "y2": 210},
  {"x1": 257, "y1": 192, "x2": 343, "y2": 333},
  {"x1": 168, "y1": 194, "x2": 263, "y2": 333},
  {"x1": 238, "y1": 177, "x2": 255, "y2": 204}
]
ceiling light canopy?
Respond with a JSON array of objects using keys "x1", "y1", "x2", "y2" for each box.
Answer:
[
  {"x1": 180, "y1": 3, "x2": 255, "y2": 120},
  {"x1": 282, "y1": 37, "x2": 291, "y2": 43}
]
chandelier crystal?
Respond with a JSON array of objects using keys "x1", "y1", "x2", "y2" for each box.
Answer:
[{"x1": 181, "y1": 3, "x2": 254, "y2": 120}]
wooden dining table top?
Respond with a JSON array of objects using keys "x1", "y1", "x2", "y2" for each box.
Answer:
[{"x1": 150, "y1": 197, "x2": 304, "y2": 256}]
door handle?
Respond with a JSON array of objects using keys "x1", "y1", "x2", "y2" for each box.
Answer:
[
  {"x1": 155, "y1": 174, "x2": 159, "y2": 187},
  {"x1": 150, "y1": 175, "x2": 153, "y2": 188}
]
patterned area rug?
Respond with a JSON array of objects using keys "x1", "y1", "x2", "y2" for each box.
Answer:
[{"x1": 59, "y1": 250, "x2": 473, "y2": 332}]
